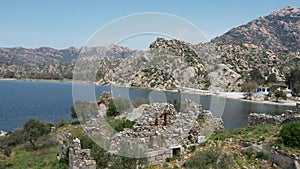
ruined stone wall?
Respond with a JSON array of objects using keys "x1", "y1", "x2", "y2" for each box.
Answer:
[
  {"x1": 248, "y1": 110, "x2": 300, "y2": 126},
  {"x1": 68, "y1": 138, "x2": 97, "y2": 169},
  {"x1": 147, "y1": 148, "x2": 172, "y2": 165},
  {"x1": 57, "y1": 134, "x2": 97, "y2": 169}
]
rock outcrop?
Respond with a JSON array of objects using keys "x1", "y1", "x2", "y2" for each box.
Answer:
[{"x1": 212, "y1": 6, "x2": 300, "y2": 52}]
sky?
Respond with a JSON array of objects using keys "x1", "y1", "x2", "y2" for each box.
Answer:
[{"x1": 0, "y1": 0, "x2": 299, "y2": 49}]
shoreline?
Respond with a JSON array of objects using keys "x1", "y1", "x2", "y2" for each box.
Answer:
[
  {"x1": 1, "y1": 78, "x2": 298, "y2": 107},
  {"x1": 179, "y1": 87, "x2": 298, "y2": 107},
  {"x1": 0, "y1": 78, "x2": 73, "y2": 83}
]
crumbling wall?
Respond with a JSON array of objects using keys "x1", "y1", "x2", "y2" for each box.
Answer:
[
  {"x1": 69, "y1": 138, "x2": 97, "y2": 169},
  {"x1": 57, "y1": 134, "x2": 96, "y2": 169},
  {"x1": 248, "y1": 110, "x2": 300, "y2": 126}
]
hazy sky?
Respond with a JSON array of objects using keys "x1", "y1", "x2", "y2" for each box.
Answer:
[{"x1": 1, "y1": 0, "x2": 299, "y2": 49}]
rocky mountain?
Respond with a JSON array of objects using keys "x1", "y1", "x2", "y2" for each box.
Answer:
[
  {"x1": 0, "y1": 47, "x2": 79, "y2": 67},
  {"x1": 1, "y1": 6, "x2": 300, "y2": 92},
  {"x1": 212, "y1": 6, "x2": 300, "y2": 52},
  {"x1": 109, "y1": 38, "x2": 209, "y2": 90},
  {"x1": 0, "y1": 45, "x2": 135, "y2": 80}
]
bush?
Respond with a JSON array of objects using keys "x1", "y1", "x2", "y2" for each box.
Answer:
[
  {"x1": 184, "y1": 148, "x2": 233, "y2": 169},
  {"x1": 108, "y1": 119, "x2": 136, "y2": 132},
  {"x1": 106, "y1": 98, "x2": 131, "y2": 117},
  {"x1": 292, "y1": 83, "x2": 300, "y2": 96},
  {"x1": 274, "y1": 90, "x2": 287, "y2": 101},
  {"x1": 255, "y1": 152, "x2": 268, "y2": 160},
  {"x1": 4, "y1": 146, "x2": 12, "y2": 157},
  {"x1": 279, "y1": 122, "x2": 300, "y2": 147},
  {"x1": 188, "y1": 145, "x2": 196, "y2": 153},
  {"x1": 241, "y1": 148, "x2": 254, "y2": 159}
]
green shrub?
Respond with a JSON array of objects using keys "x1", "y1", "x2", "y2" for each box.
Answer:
[
  {"x1": 184, "y1": 148, "x2": 233, "y2": 169},
  {"x1": 241, "y1": 148, "x2": 254, "y2": 159},
  {"x1": 106, "y1": 98, "x2": 131, "y2": 117},
  {"x1": 279, "y1": 122, "x2": 300, "y2": 147},
  {"x1": 255, "y1": 152, "x2": 268, "y2": 160},
  {"x1": 188, "y1": 145, "x2": 196, "y2": 153},
  {"x1": 108, "y1": 119, "x2": 136, "y2": 132},
  {"x1": 4, "y1": 146, "x2": 12, "y2": 157},
  {"x1": 275, "y1": 90, "x2": 287, "y2": 101}
]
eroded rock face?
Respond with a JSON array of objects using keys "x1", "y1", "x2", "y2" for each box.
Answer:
[{"x1": 207, "y1": 64, "x2": 243, "y2": 92}]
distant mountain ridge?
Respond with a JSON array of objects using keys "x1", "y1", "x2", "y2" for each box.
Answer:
[
  {"x1": 0, "y1": 6, "x2": 299, "y2": 92},
  {"x1": 211, "y1": 6, "x2": 300, "y2": 52}
]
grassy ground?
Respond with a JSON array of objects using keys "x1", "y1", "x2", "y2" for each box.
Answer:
[
  {"x1": 0, "y1": 123, "x2": 82, "y2": 169},
  {"x1": 1, "y1": 122, "x2": 299, "y2": 169},
  {"x1": 150, "y1": 123, "x2": 299, "y2": 169}
]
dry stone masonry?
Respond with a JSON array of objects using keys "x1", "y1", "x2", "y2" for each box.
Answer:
[
  {"x1": 57, "y1": 132, "x2": 96, "y2": 169},
  {"x1": 68, "y1": 138, "x2": 97, "y2": 169},
  {"x1": 248, "y1": 110, "x2": 300, "y2": 126},
  {"x1": 83, "y1": 96, "x2": 224, "y2": 165}
]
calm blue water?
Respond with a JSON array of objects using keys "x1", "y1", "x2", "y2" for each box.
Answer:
[{"x1": 0, "y1": 80, "x2": 295, "y2": 131}]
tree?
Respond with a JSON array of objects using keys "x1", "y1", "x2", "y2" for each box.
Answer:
[
  {"x1": 292, "y1": 83, "x2": 300, "y2": 97},
  {"x1": 274, "y1": 90, "x2": 287, "y2": 102},
  {"x1": 286, "y1": 68, "x2": 300, "y2": 89},
  {"x1": 267, "y1": 73, "x2": 277, "y2": 83},
  {"x1": 279, "y1": 122, "x2": 300, "y2": 147},
  {"x1": 70, "y1": 105, "x2": 77, "y2": 118},
  {"x1": 106, "y1": 98, "x2": 130, "y2": 117},
  {"x1": 107, "y1": 101, "x2": 118, "y2": 117},
  {"x1": 249, "y1": 67, "x2": 263, "y2": 84},
  {"x1": 241, "y1": 81, "x2": 258, "y2": 93},
  {"x1": 23, "y1": 119, "x2": 51, "y2": 149}
]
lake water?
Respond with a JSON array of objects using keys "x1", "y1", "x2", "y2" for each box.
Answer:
[{"x1": 0, "y1": 80, "x2": 295, "y2": 131}]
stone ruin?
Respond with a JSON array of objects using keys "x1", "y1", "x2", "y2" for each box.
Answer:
[
  {"x1": 83, "y1": 97, "x2": 224, "y2": 165},
  {"x1": 57, "y1": 132, "x2": 96, "y2": 169},
  {"x1": 69, "y1": 138, "x2": 97, "y2": 169},
  {"x1": 248, "y1": 110, "x2": 300, "y2": 126}
]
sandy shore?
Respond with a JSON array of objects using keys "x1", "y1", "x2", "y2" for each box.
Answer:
[
  {"x1": 181, "y1": 87, "x2": 298, "y2": 107},
  {"x1": 219, "y1": 92, "x2": 298, "y2": 106},
  {"x1": 0, "y1": 78, "x2": 17, "y2": 81}
]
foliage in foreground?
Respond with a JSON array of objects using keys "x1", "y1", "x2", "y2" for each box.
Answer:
[
  {"x1": 107, "y1": 98, "x2": 131, "y2": 117},
  {"x1": 279, "y1": 122, "x2": 300, "y2": 147},
  {"x1": 184, "y1": 147, "x2": 233, "y2": 169}
]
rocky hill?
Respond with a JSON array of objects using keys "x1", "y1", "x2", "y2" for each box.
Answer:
[
  {"x1": 0, "y1": 45, "x2": 135, "y2": 80},
  {"x1": 0, "y1": 46, "x2": 79, "y2": 67},
  {"x1": 1, "y1": 6, "x2": 300, "y2": 92},
  {"x1": 212, "y1": 6, "x2": 300, "y2": 52},
  {"x1": 109, "y1": 38, "x2": 209, "y2": 90}
]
